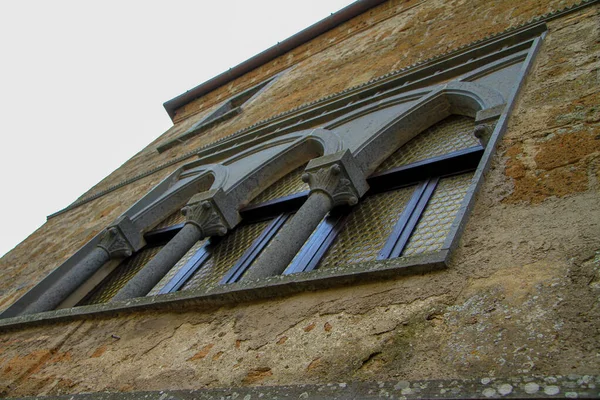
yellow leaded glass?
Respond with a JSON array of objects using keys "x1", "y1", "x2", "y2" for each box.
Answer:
[
  {"x1": 79, "y1": 245, "x2": 163, "y2": 306},
  {"x1": 375, "y1": 115, "x2": 478, "y2": 172},
  {"x1": 402, "y1": 172, "x2": 472, "y2": 257},
  {"x1": 317, "y1": 185, "x2": 415, "y2": 270},
  {"x1": 181, "y1": 220, "x2": 271, "y2": 292},
  {"x1": 147, "y1": 238, "x2": 210, "y2": 296},
  {"x1": 153, "y1": 209, "x2": 186, "y2": 230},
  {"x1": 250, "y1": 166, "x2": 309, "y2": 205}
]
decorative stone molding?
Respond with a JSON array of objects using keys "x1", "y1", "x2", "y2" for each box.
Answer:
[
  {"x1": 186, "y1": 188, "x2": 240, "y2": 230},
  {"x1": 474, "y1": 123, "x2": 495, "y2": 147},
  {"x1": 475, "y1": 103, "x2": 505, "y2": 122},
  {"x1": 97, "y1": 216, "x2": 145, "y2": 259},
  {"x1": 97, "y1": 228, "x2": 134, "y2": 258},
  {"x1": 303, "y1": 149, "x2": 369, "y2": 207},
  {"x1": 182, "y1": 200, "x2": 228, "y2": 237},
  {"x1": 302, "y1": 164, "x2": 359, "y2": 206}
]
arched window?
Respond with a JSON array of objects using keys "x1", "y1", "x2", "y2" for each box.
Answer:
[
  {"x1": 76, "y1": 208, "x2": 189, "y2": 306},
  {"x1": 147, "y1": 165, "x2": 310, "y2": 295},
  {"x1": 284, "y1": 115, "x2": 482, "y2": 274}
]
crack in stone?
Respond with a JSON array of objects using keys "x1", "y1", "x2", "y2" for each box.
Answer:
[
  {"x1": 137, "y1": 323, "x2": 185, "y2": 358},
  {"x1": 5, "y1": 320, "x2": 85, "y2": 393}
]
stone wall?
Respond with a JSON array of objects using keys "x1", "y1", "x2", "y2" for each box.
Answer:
[
  {"x1": 0, "y1": 0, "x2": 598, "y2": 397},
  {"x1": 69, "y1": 0, "x2": 592, "y2": 204},
  {"x1": 0, "y1": 160, "x2": 189, "y2": 313}
]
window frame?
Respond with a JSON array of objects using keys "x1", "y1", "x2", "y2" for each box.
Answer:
[
  {"x1": 146, "y1": 141, "x2": 484, "y2": 294},
  {"x1": 283, "y1": 144, "x2": 485, "y2": 275}
]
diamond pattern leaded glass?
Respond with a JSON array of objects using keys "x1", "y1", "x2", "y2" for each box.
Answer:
[
  {"x1": 375, "y1": 115, "x2": 478, "y2": 172},
  {"x1": 153, "y1": 210, "x2": 186, "y2": 230},
  {"x1": 250, "y1": 166, "x2": 309, "y2": 205},
  {"x1": 147, "y1": 238, "x2": 210, "y2": 296},
  {"x1": 402, "y1": 172, "x2": 473, "y2": 257},
  {"x1": 317, "y1": 185, "x2": 416, "y2": 270},
  {"x1": 79, "y1": 245, "x2": 164, "y2": 306},
  {"x1": 181, "y1": 220, "x2": 271, "y2": 292}
]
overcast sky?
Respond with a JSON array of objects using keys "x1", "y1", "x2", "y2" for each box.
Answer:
[{"x1": 0, "y1": 0, "x2": 355, "y2": 258}]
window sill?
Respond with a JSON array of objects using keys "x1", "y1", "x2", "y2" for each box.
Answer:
[{"x1": 0, "y1": 250, "x2": 448, "y2": 331}]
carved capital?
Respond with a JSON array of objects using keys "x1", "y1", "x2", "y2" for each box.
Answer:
[
  {"x1": 182, "y1": 200, "x2": 228, "y2": 238},
  {"x1": 302, "y1": 164, "x2": 359, "y2": 207},
  {"x1": 96, "y1": 216, "x2": 144, "y2": 259},
  {"x1": 474, "y1": 123, "x2": 494, "y2": 146},
  {"x1": 97, "y1": 227, "x2": 135, "y2": 259}
]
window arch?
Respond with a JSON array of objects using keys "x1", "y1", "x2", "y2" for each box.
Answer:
[
  {"x1": 147, "y1": 164, "x2": 310, "y2": 295},
  {"x1": 284, "y1": 114, "x2": 483, "y2": 274},
  {"x1": 73, "y1": 173, "x2": 217, "y2": 307}
]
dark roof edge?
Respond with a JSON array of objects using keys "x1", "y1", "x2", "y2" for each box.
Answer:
[{"x1": 162, "y1": 0, "x2": 388, "y2": 121}]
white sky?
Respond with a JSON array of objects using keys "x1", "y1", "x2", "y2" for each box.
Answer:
[{"x1": 0, "y1": 0, "x2": 355, "y2": 258}]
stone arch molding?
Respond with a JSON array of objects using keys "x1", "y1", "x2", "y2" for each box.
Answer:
[
  {"x1": 130, "y1": 127, "x2": 345, "y2": 227},
  {"x1": 353, "y1": 81, "x2": 505, "y2": 174},
  {"x1": 129, "y1": 163, "x2": 226, "y2": 232},
  {"x1": 222, "y1": 128, "x2": 345, "y2": 206}
]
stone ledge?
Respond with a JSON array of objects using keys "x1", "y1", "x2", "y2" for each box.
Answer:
[
  {"x1": 9, "y1": 375, "x2": 600, "y2": 399},
  {"x1": 0, "y1": 252, "x2": 447, "y2": 332}
]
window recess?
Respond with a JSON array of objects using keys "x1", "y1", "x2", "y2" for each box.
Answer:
[
  {"x1": 149, "y1": 115, "x2": 482, "y2": 293},
  {"x1": 177, "y1": 218, "x2": 273, "y2": 292},
  {"x1": 148, "y1": 165, "x2": 310, "y2": 295},
  {"x1": 283, "y1": 114, "x2": 482, "y2": 275},
  {"x1": 78, "y1": 114, "x2": 482, "y2": 304},
  {"x1": 76, "y1": 208, "x2": 189, "y2": 306},
  {"x1": 157, "y1": 76, "x2": 279, "y2": 153},
  {"x1": 77, "y1": 245, "x2": 164, "y2": 306}
]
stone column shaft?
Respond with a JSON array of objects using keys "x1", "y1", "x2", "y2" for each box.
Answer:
[
  {"x1": 243, "y1": 153, "x2": 368, "y2": 281},
  {"x1": 23, "y1": 247, "x2": 111, "y2": 315},
  {"x1": 21, "y1": 217, "x2": 144, "y2": 315},
  {"x1": 112, "y1": 223, "x2": 202, "y2": 301},
  {"x1": 112, "y1": 199, "x2": 229, "y2": 301},
  {"x1": 242, "y1": 192, "x2": 332, "y2": 280}
]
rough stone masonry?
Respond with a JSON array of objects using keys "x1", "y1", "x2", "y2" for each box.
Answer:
[{"x1": 0, "y1": 0, "x2": 598, "y2": 397}]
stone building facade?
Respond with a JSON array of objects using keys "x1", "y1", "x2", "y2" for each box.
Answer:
[{"x1": 0, "y1": 0, "x2": 599, "y2": 398}]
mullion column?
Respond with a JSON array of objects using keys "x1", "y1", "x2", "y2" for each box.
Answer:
[
  {"x1": 112, "y1": 199, "x2": 229, "y2": 301},
  {"x1": 23, "y1": 217, "x2": 145, "y2": 315},
  {"x1": 242, "y1": 150, "x2": 368, "y2": 281}
]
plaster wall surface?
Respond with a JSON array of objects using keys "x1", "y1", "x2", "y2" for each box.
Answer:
[{"x1": 0, "y1": 0, "x2": 598, "y2": 397}]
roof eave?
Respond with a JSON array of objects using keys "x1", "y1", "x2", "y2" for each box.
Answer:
[{"x1": 163, "y1": 0, "x2": 388, "y2": 121}]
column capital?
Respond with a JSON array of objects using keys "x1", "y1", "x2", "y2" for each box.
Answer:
[
  {"x1": 474, "y1": 123, "x2": 495, "y2": 147},
  {"x1": 182, "y1": 200, "x2": 228, "y2": 237},
  {"x1": 97, "y1": 216, "x2": 145, "y2": 259},
  {"x1": 182, "y1": 188, "x2": 240, "y2": 237},
  {"x1": 302, "y1": 150, "x2": 369, "y2": 207}
]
